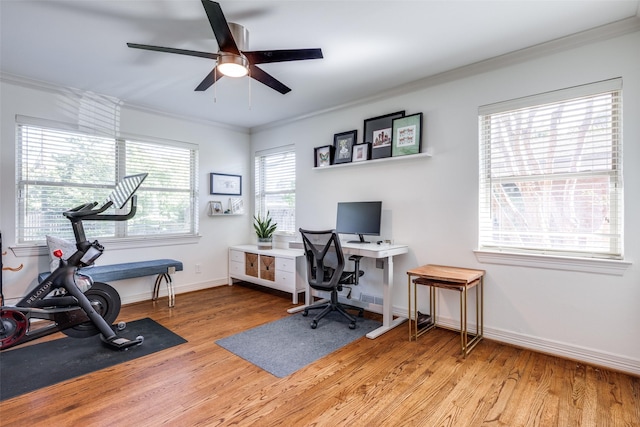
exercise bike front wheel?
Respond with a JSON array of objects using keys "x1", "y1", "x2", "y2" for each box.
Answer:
[{"x1": 62, "y1": 282, "x2": 121, "y2": 339}]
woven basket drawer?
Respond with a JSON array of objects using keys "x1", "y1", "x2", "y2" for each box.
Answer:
[
  {"x1": 245, "y1": 253, "x2": 259, "y2": 277},
  {"x1": 260, "y1": 255, "x2": 275, "y2": 282}
]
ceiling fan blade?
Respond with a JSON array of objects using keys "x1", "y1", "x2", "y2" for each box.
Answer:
[
  {"x1": 244, "y1": 49, "x2": 323, "y2": 64},
  {"x1": 127, "y1": 43, "x2": 218, "y2": 60},
  {"x1": 249, "y1": 65, "x2": 291, "y2": 94},
  {"x1": 201, "y1": 0, "x2": 240, "y2": 54},
  {"x1": 195, "y1": 68, "x2": 224, "y2": 91}
]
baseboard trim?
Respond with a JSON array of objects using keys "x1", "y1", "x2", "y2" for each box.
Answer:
[
  {"x1": 120, "y1": 278, "x2": 228, "y2": 306},
  {"x1": 403, "y1": 312, "x2": 640, "y2": 376}
]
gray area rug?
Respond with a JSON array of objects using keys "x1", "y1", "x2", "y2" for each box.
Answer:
[{"x1": 216, "y1": 311, "x2": 380, "y2": 377}]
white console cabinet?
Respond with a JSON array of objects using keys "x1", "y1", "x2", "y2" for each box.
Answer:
[{"x1": 228, "y1": 245, "x2": 306, "y2": 304}]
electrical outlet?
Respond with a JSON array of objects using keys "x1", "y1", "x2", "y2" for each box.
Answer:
[{"x1": 195, "y1": 264, "x2": 201, "y2": 274}]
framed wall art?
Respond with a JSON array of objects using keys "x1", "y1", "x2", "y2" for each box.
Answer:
[
  {"x1": 392, "y1": 112, "x2": 423, "y2": 157},
  {"x1": 210, "y1": 173, "x2": 241, "y2": 195},
  {"x1": 363, "y1": 110, "x2": 405, "y2": 160},
  {"x1": 352, "y1": 143, "x2": 371, "y2": 162},
  {"x1": 230, "y1": 198, "x2": 244, "y2": 214},
  {"x1": 314, "y1": 145, "x2": 334, "y2": 167},
  {"x1": 333, "y1": 130, "x2": 357, "y2": 164},
  {"x1": 208, "y1": 200, "x2": 224, "y2": 216}
]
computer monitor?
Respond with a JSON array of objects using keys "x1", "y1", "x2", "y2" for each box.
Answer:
[{"x1": 336, "y1": 201, "x2": 382, "y2": 243}]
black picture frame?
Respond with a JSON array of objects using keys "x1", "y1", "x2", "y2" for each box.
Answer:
[
  {"x1": 314, "y1": 145, "x2": 334, "y2": 167},
  {"x1": 333, "y1": 130, "x2": 357, "y2": 164},
  {"x1": 392, "y1": 112, "x2": 423, "y2": 157},
  {"x1": 210, "y1": 173, "x2": 242, "y2": 195},
  {"x1": 352, "y1": 143, "x2": 371, "y2": 162},
  {"x1": 364, "y1": 110, "x2": 405, "y2": 159}
]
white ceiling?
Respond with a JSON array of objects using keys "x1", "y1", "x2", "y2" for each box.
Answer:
[{"x1": 1, "y1": 0, "x2": 639, "y2": 130}]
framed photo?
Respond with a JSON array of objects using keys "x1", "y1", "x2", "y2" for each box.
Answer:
[
  {"x1": 210, "y1": 173, "x2": 241, "y2": 196},
  {"x1": 333, "y1": 130, "x2": 357, "y2": 164},
  {"x1": 230, "y1": 198, "x2": 244, "y2": 214},
  {"x1": 364, "y1": 110, "x2": 405, "y2": 159},
  {"x1": 352, "y1": 143, "x2": 371, "y2": 162},
  {"x1": 208, "y1": 200, "x2": 224, "y2": 215},
  {"x1": 314, "y1": 145, "x2": 334, "y2": 167},
  {"x1": 392, "y1": 112, "x2": 423, "y2": 157}
]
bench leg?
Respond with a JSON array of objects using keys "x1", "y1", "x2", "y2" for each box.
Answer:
[{"x1": 153, "y1": 273, "x2": 175, "y2": 307}]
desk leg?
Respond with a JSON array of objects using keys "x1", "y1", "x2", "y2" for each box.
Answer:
[{"x1": 366, "y1": 255, "x2": 407, "y2": 339}]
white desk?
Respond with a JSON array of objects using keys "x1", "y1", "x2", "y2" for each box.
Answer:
[{"x1": 287, "y1": 242, "x2": 409, "y2": 339}]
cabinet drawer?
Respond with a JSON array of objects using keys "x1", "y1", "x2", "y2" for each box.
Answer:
[
  {"x1": 229, "y1": 261, "x2": 243, "y2": 276},
  {"x1": 260, "y1": 255, "x2": 275, "y2": 282},
  {"x1": 276, "y1": 257, "x2": 295, "y2": 273},
  {"x1": 275, "y1": 270, "x2": 295, "y2": 290},
  {"x1": 245, "y1": 253, "x2": 258, "y2": 277},
  {"x1": 230, "y1": 250, "x2": 244, "y2": 263}
]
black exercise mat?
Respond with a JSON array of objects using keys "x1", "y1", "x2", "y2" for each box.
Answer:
[{"x1": 0, "y1": 317, "x2": 186, "y2": 401}]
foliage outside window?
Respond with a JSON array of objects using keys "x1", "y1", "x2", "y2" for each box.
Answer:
[
  {"x1": 16, "y1": 120, "x2": 198, "y2": 244},
  {"x1": 254, "y1": 146, "x2": 296, "y2": 234},
  {"x1": 478, "y1": 79, "x2": 623, "y2": 259}
]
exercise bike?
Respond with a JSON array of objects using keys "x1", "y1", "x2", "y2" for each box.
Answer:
[{"x1": 0, "y1": 173, "x2": 148, "y2": 351}]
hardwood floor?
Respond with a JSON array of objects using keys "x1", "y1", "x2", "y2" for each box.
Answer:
[{"x1": 1, "y1": 284, "x2": 639, "y2": 426}]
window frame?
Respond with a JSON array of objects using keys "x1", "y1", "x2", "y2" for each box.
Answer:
[
  {"x1": 476, "y1": 79, "x2": 630, "y2": 275},
  {"x1": 14, "y1": 116, "x2": 199, "y2": 249},
  {"x1": 254, "y1": 145, "x2": 296, "y2": 235}
]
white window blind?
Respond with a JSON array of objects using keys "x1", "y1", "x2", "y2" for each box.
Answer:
[
  {"x1": 478, "y1": 78, "x2": 623, "y2": 259},
  {"x1": 255, "y1": 146, "x2": 296, "y2": 233},
  {"x1": 16, "y1": 119, "x2": 198, "y2": 244}
]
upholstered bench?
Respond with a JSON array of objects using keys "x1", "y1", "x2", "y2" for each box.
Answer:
[{"x1": 39, "y1": 259, "x2": 183, "y2": 307}]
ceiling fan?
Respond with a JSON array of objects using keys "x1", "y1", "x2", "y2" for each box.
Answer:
[{"x1": 127, "y1": 0, "x2": 323, "y2": 95}]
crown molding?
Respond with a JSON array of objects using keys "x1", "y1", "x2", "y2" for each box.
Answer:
[
  {"x1": 252, "y1": 16, "x2": 640, "y2": 133},
  {"x1": 0, "y1": 72, "x2": 249, "y2": 134}
]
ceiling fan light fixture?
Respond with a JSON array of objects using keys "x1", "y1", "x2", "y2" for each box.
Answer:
[{"x1": 217, "y1": 53, "x2": 249, "y2": 77}]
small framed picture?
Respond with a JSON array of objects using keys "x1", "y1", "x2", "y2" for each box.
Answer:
[
  {"x1": 363, "y1": 110, "x2": 405, "y2": 160},
  {"x1": 352, "y1": 143, "x2": 370, "y2": 162},
  {"x1": 392, "y1": 113, "x2": 423, "y2": 157},
  {"x1": 209, "y1": 201, "x2": 224, "y2": 215},
  {"x1": 210, "y1": 173, "x2": 241, "y2": 196},
  {"x1": 333, "y1": 130, "x2": 357, "y2": 164},
  {"x1": 230, "y1": 198, "x2": 244, "y2": 214},
  {"x1": 314, "y1": 145, "x2": 334, "y2": 167}
]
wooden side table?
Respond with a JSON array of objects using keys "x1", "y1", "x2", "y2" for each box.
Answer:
[{"x1": 407, "y1": 264, "x2": 485, "y2": 357}]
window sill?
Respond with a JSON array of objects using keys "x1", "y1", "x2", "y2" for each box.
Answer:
[
  {"x1": 10, "y1": 234, "x2": 201, "y2": 257},
  {"x1": 473, "y1": 249, "x2": 631, "y2": 276}
]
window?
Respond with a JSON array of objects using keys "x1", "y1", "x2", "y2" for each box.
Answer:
[
  {"x1": 478, "y1": 79, "x2": 623, "y2": 260},
  {"x1": 16, "y1": 118, "x2": 198, "y2": 244},
  {"x1": 254, "y1": 146, "x2": 296, "y2": 234}
]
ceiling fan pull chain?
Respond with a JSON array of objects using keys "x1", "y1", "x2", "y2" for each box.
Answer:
[
  {"x1": 248, "y1": 69, "x2": 252, "y2": 110},
  {"x1": 214, "y1": 68, "x2": 217, "y2": 103}
]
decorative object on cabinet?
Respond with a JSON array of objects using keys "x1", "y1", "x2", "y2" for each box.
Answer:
[
  {"x1": 352, "y1": 143, "x2": 371, "y2": 162},
  {"x1": 230, "y1": 198, "x2": 244, "y2": 214},
  {"x1": 210, "y1": 172, "x2": 241, "y2": 195},
  {"x1": 254, "y1": 211, "x2": 277, "y2": 249},
  {"x1": 392, "y1": 112, "x2": 423, "y2": 157},
  {"x1": 333, "y1": 130, "x2": 357, "y2": 164},
  {"x1": 314, "y1": 145, "x2": 334, "y2": 167},
  {"x1": 364, "y1": 110, "x2": 405, "y2": 159},
  {"x1": 208, "y1": 200, "x2": 224, "y2": 215}
]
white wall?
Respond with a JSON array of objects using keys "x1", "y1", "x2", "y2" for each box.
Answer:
[
  {"x1": 251, "y1": 30, "x2": 640, "y2": 374},
  {"x1": 0, "y1": 79, "x2": 253, "y2": 304}
]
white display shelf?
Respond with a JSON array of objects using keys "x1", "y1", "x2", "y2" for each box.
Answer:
[{"x1": 313, "y1": 151, "x2": 432, "y2": 170}]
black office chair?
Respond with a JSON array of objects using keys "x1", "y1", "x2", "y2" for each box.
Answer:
[{"x1": 299, "y1": 228, "x2": 364, "y2": 329}]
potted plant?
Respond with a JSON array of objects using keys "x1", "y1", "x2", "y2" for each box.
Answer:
[{"x1": 254, "y1": 211, "x2": 277, "y2": 249}]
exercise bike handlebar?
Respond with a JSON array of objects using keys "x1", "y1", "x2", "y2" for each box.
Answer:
[{"x1": 63, "y1": 196, "x2": 138, "y2": 222}]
